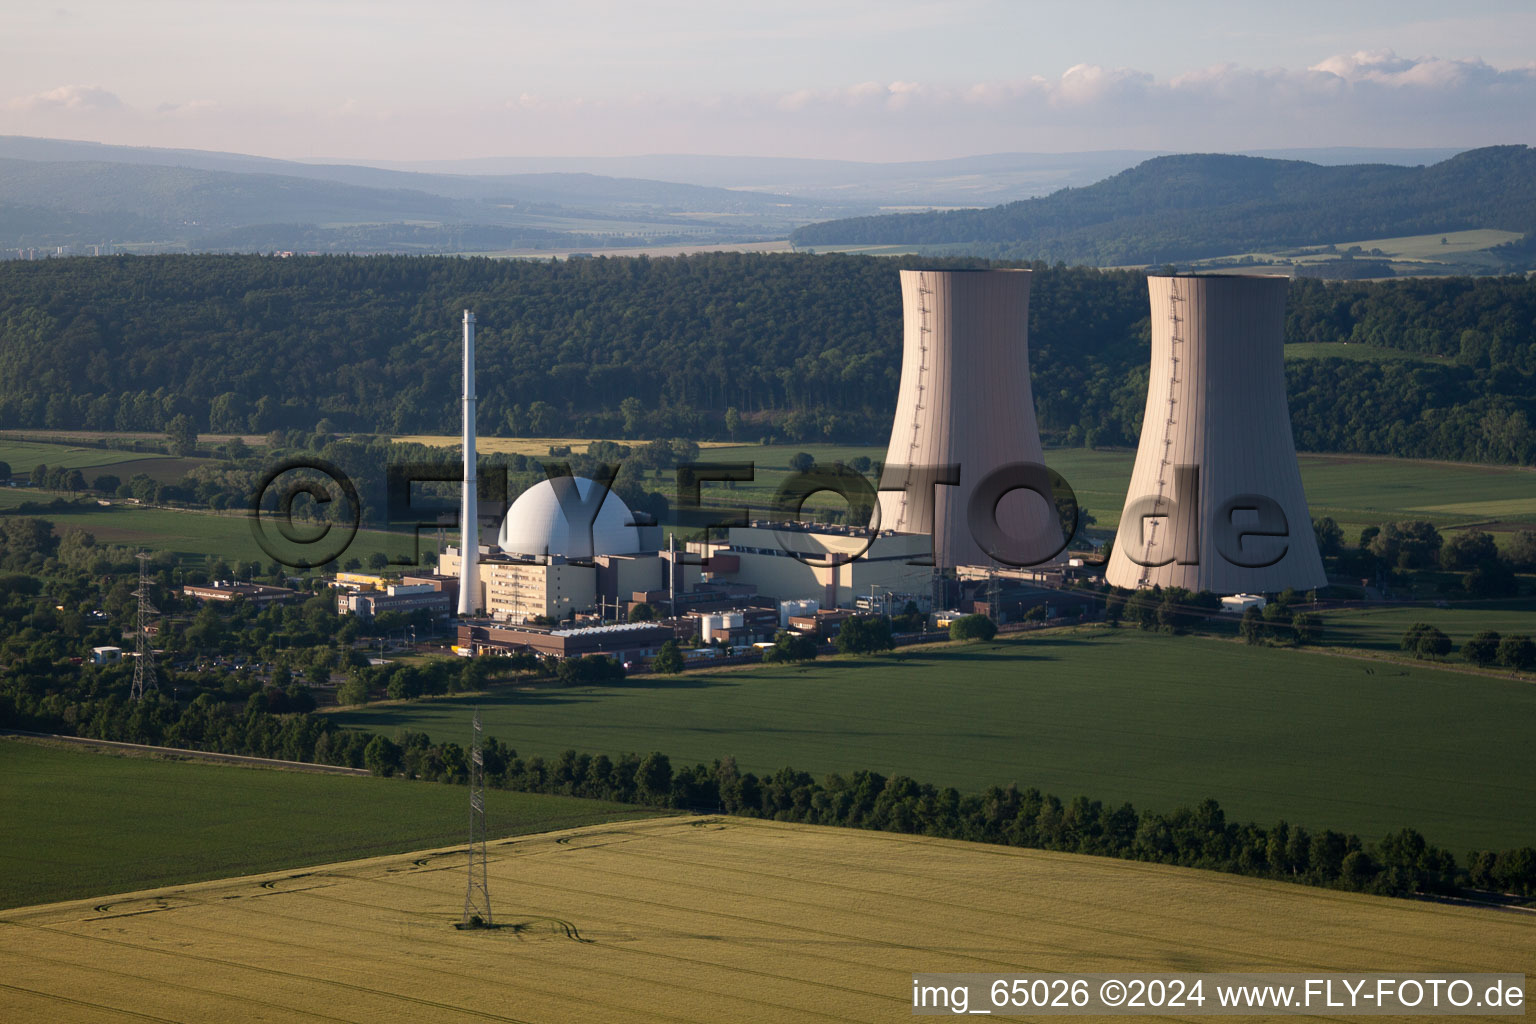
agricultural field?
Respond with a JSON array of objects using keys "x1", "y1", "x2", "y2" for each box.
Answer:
[
  {"x1": 1329, "y1": 228, "x2": 1523, "y2": 264},
  {"x1": 0, "y1": 429, "x2": 265, "y2": 447},
  {"x1": 392, "y1": 434, "x2": 742, "y2": 457},
  {"x1": 1179, "y1": 228, "x2": 1523, "y2": 276},
  {"x1": 0, "y1": 500, "x2": 409, "y2": 566},
  {"x1": 1321, "y1": 600, "x2": 1536, "y2": 654},
  {"x1": 1296, "y1": 453, "x2": 1536, "y2": 541},
  {"x1": 1, "y1": 815, "x2": 1529, "y2": 1023},
  {"x1": 0, "y1": 739, "x2": 663, "y2": 910},
  {"x1": 7, "y1": 431, "x2": 1531, "y2": 559},
  {"x1": 1284, "y1": 342, "x2": 1455, "y2": 364},
  {"x1": 0, "y1": 439, "x2": 169, "y2": 474},
  {"x1": 685, "y1": 445, "x2": 1534, "y2": 540},
  {"x1": 990, "y1": 448, "x2": 1530, "y2": 539},
  {"x1": 330, "y1": 629, "x2": 1536, "y2": 851}
]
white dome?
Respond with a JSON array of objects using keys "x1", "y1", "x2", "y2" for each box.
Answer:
[{"x1": 499, "y1": 477, "x2": 641, "y2": 559}]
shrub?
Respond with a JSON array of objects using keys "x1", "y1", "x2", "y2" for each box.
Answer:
[{"x1": 949, "y1": 614, "x2": 997, "y2": 642}]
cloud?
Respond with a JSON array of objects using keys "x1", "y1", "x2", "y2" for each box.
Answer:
[
  {"x1": 1053, "y1": 64, "x2": 1153, "y2": 106},
  {"x1": 8, "y1": 84, "x2": 123, "y2": 113},
  {"x1": 1306, "y1": 49, "x2": 1513, "y2": 89},
  {"x1": 2, "y1": 51, "x2": 1532, "y2": 162},
  {"x1": 154, "y1": 99, "x2": 219, "y2": 118}
]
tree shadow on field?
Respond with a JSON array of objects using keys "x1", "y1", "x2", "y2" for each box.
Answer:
[
  {"x1": 615, "y1": 674, "x2": 743, "y2": 692},
  {"x1": 887, "y1": 646, "x2": 1052, "y2": 666}
]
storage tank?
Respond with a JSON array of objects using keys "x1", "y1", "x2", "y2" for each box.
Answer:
[
  {"x1": 779, "y1": 599, "x2": 819, "y2": 627},
  {"x1": 700, "y1": 614, "x2": 723, "y2": 642}
]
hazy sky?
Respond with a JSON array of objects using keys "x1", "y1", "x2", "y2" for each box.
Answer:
[{"x1": 3, "y1": 0, "x2": 1533, "y2": 162}]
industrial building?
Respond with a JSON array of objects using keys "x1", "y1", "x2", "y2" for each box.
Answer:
[
  {"x1": 455, "y1": 621, "x2": 675, "y2": 663},
  {"x1": 687, "y1": 522, "x2": 934, "y2": 609},
  {"x1": 441, "y1": 476, "x2": 676, "y2": 624},
  {"x1": 182, "y1": 581, "x2": 300, "y2": 606},
  {"x1": 439, "y1": 282, "x2": 1084, "y2": 635},
  {"x1": 1106, "y1": 275, "x2": 1326, "y2": 593},
  {"x1": 875, "y1": 269, "x2": 1062, "y2": 569},
  {"x1": 335, "y1": 582, "x2": 453, "y2": 619}
]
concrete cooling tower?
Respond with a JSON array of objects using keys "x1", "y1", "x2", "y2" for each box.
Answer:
[
  {"x1": 876, "y1": 268, "x2": 1062, "y2": 569},
  {"x1": 1106, "y1": 275, "x2": 1326, "y2": 594}
]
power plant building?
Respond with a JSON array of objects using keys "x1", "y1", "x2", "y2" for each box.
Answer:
[
  {"x1": 687, "y1": 523, "x2": 934, "y2": 610},
  {"x1": 1105, "y1": 275, "x2": 1326, "y2": 594},
  {"x1": 875, "y1": 269, "x2": 1061, "y2": 569},
  {"x1": 441, "y1": 476, "x2": 676, "y2": 623}
]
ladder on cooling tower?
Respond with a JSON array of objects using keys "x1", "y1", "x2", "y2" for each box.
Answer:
[
  {"x1": 897, "y1": 274, "x2": 933, "y2": 530},
  {"x1": 1138, "y1": 287, "x2": 1183, "y2": 588}
]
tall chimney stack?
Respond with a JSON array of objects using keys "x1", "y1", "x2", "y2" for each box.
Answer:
[{"x1": 457, "y1": 310, "x2": 480, "y2": 616}]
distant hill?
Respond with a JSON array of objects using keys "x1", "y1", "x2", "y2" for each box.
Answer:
[
  {"x1": 0, "y1": 137, "x2": 854, "y2": 254},
  {"x1": 351, "y1": 147, "x2": 1464, "y2": 204},
  {"x1": 790, "y1": 146, "x2": 1536, "y2": 268}
]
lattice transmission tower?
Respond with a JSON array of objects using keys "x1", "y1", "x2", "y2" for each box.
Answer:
[
  {"x1": 131, "y1": 551, "x2": 158, "y2": 701},
  {"x1": 462, "y1": 707, "x2": 493, "y2": 927}
]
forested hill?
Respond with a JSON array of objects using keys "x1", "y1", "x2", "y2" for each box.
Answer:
[
  {"x1": 790, "y1": 146, "x2": 1536, "y2": 267},
  {"x1": 0, "y1": 253, "x2": 1532, "y2": 464}
]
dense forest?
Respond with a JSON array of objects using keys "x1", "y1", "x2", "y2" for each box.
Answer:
[
  {"x1": 790, "y1": 147, "x2": 1536, "y2": 268},
  {"x1": 0, "y1": 253, "x2": 1533, "y2": 463}
]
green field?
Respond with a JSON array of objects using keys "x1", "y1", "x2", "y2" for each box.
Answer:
[
  {"x1": 1331, "y1": 228, "x2": 1524, "y2": 263},
  {"x1": 1296, "y1": 453, "x2": 1536, "y2": 539},
  {"x1": 1, "y1": 499, "x2": 412, "y2": 566},
  {"x1": 1180, "y1": 228, "x2": 1523, "y2": 276},
  {"x1": 1323, "y1": 600, "x2": 1536, "y2": 653},
  {"x1": 6, "y1": 438, "x2": 1533, "y2": 565},
  {"x1": 0, "y1": 440, "x2": 168, "y2": 474},
  {"x1": 1045, "y1": 448, "x2": 1534, "y2": 537},
  {"x1": 329, "y1": 629, "x2": 1536, "y2": 851},
  {"x1": 693, "y1": 445, "x2": 1536, "y2": 539},
  {"x1": 0, "y1": 739, "x2": 662, "y2": 909},
  {"x1": 1284, "y1": 342, "x2": 1455, "y2": 364}
]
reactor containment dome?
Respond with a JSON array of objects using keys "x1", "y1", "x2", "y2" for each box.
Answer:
[
  {"x1": 1105, "y1": 274, "x2": 1326, "y2": 594},
  {"x1": 875, "y1": 268, "x2": 1062, "y2": 569},
  {"x1": 499, "y1": 477, "x2": 642, "y2": 560}
]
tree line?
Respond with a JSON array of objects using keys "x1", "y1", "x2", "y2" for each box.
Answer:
[
  {"x1": 0, "y1": 253, "x2": 1532, "y2": 463},
  {"x1": 2, "y1": 538, "x2": 1533, "y2": 905},
  {"x1": 2, "y1": 682, "x2": 1532, "y2": 902}
]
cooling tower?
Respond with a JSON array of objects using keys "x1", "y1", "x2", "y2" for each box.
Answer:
[
  {"x1": 1106, "y1": 275, "x2": 1326, "y2": 593},
  {"x1": 876, "y1": 268, "x2": 1061, "y2": 569}
]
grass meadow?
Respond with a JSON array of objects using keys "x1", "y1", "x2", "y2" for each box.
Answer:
[
  {"x1": 0, "y1": 739, "x2": 663, "y2": 909},
  {"x1": 0, "y1": 439, "x2": 170, "y2": 474},
  {"x1": 1322, "y1": 601, "x2": 1536, "y2": 653},
  {"x1": 7, "y1": 431, "x2": 1533, "y2": 557},
  {"x1": 329, "y1": 629, "x2": 1536, "y2": 852},
  {"x1": 1283, "y1": 342, "x2": 1455, "y2": 364},
  {"x1": 2, "y1": 815, "x2": 1530, "y2": 1023},
  {"x1": 0, "y1": 500, "x2": 410, "y2": 566}
]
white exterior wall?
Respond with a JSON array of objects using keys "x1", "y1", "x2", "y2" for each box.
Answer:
[
  {"x1": 876, "y1": 269, "x2": 1060, "y2": 569},
  {"x1": 440, "y1": 547, "x2": 596, "y2": 622},
  {"x1": 1106, "y1": 275, "x2": 1326, "y2": 594}
]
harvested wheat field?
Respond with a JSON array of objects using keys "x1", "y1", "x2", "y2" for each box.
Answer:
[{"x1": 1, "y1": 815, "x2": 1531, "y2": 1023}]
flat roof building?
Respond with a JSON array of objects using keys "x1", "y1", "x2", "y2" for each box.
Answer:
[
  {"x1": 183, "y1": 581, "x2": 300, "y2": 606},
  {"x1": 456, "y1": 621, "x2": 674, "y2": 663}
]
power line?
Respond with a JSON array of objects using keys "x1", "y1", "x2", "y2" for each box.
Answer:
[
  {"x1": 462, "y1": 706, "x2": 493, "y2": 928},
  {"x1": 130, "y1": 551, "x2": 158, "y2": 701}
]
